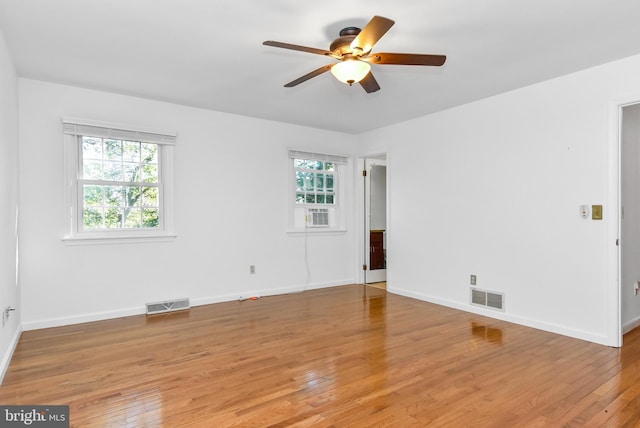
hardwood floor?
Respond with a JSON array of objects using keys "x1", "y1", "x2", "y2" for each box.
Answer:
[
  {"x1": 1, "y1": 284, "x2": 639, "y2": 427},
  {"x1": 367, "y1": 282, "x2": 386, "y2": 290}
]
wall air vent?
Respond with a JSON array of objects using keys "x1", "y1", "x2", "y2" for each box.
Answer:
[
  {"x1": 146, "y1": 298, "x2": 190, "y2": 315},
  {"x1": 470, "y1": 288, "x2": 504, "y2": 311},
  {"x1": 307, "y1": 208, "x2": 329, "y2": 227}
]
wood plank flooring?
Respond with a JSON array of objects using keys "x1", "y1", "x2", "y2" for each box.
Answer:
[{"x1": 1, "y1": 284, "x2": 639, "y2": 427}]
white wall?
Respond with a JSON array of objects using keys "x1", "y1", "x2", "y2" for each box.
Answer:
[
  {"x1": 621, "y1": 103, "x2": 640, "y2": 332},
  {"x1": 0, "y1": 27, "x2": 21, "y2": 379},
  {"x1": 18, "y1": 79, "x2": 357, "y2": 329},
  {"x1": 358, "y1": 53, "x2": 640, "y2": 346}
]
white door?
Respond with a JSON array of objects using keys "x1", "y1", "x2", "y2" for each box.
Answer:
[{"x1": 365, "y1": 158, "x2": 387, "y2": 284}]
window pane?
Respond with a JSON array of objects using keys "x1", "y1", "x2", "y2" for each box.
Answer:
[
  {"x1": 124, "y1": 209, "x2": 141, "y2": 228},
  {"x1": 296, "y1": 193, "x2": 305, "y2": 204},
  {"x1": 143, "y1": 208, "x2": 159, "y2": 227},
  {"x1": 82, "y1": 137, "x2": 102, "y2": 160},
  {"x1": 142, "y1": 164, "x2": 158, "y2": 183},
  {"x1": 305, "y1": 194, "x2": 315, "y2": 203},
  {"x1": 304, "y1": 173, "x2": 314, "y2": 191},
  {"x1": 124, "y1": 186, "x2": 141, "y2": 208},
  {"x1": 326, "y1": 175, "x2": 334, "y2": 192},
  {"x1": 104, "y1": 208, "x2": 122, "y2": 228},
  {"x1": 325, "y1": 162, "x2": 334, "y2": 171},
  {"x1": 316, "y1": 194, "x2": 325, "y2": 204},
  {"x1": 142, "y1": 187, "x2": 158, "y2": 207},
  {"x1": 296, "y1": 171, "x2": 305, "y2": 191},
  {"x1": 104, "y1": 139, "x2": 122, "y2": 160},
  {"x1": 104, "y1": 161, "x2": 123, "y2": 181},
  {"x1": 123, "y1": 162, "x2": 139, "y2": 182},
  {"x1": 294, "y1": 159, "x2": 305, "y2": 168},
  {"x1": 83, "y1": 208, "x2": 103, "y2": 229},
  {"x1": 315, "y1": 161, "x2": 323, "y2": 170},
  {"x1": 123, "y1": 141, "x2": 140, "y2": 162},
  {"x1": 316, "y1": 174, "x2": 325, "y2": 191},
  {"x1": 141, "y1": 143, "x2": 158, "y2": 163},
  {"x1": 83, "y1": 161, "x2": 103, "y2": 180},
  {"x1": 105, "y1": 186, "x2": 123, "y2": 207},
  {"x1": 83, "y1": 185, "x2": 103, "y2": 206},
  {"x1": 304, "y1": 160, "x2": 316, "y2": 170},
  {"x1": 326, "y1": 195, "x2": 334, "y2": 204},
  {"x1": 81, "y1": 187, "x2": 160, "y2": 230}
]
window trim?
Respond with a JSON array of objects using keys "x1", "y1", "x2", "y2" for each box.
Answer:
[{"x1": 62, "y1": 118, "x2": 176, "y2": 244}]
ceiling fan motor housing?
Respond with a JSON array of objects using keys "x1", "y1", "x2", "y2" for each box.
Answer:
[{"x1": 329, "y1": 27, "x2": 361, "y2": 56}]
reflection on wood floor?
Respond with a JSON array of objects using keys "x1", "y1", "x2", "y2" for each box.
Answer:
[
  {"x1": 367, "y1": 281, "x2": 386, "y2": 290},
  {"x1": 1, "y1": 284, "x2": 639, "y2": 427}
]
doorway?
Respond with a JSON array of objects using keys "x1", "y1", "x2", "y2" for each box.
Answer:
[
  {"x1": 621, "y1": 102, "x2": 640, "y2": 334},
  {"x1": 364, "y1": 156, "x2": 387, "y2": 285}
]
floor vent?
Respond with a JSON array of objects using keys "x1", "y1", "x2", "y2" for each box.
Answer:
[
  {"x1": 471, "y1": 288, "x2": 505, "y2": 311},
  {"x1": 146, "y1": 298, "x2": 190, "y2": 315}
]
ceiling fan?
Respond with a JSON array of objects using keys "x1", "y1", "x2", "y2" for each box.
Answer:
[{"x1": 263, "y1": 15, "x2": 446, "y2": 93}]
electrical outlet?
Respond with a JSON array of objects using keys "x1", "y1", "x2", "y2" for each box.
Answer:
[
  {"x1": 470, "y1": 275, "x2": 477, "y2": 286},
  {"x1": 249, "y1": 265, "x2": 255, "y2": 275}
]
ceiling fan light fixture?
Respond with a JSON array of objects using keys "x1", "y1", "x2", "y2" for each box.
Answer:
[
  {"x1": 264, "y1": 16, "x2": 446, "y2": 92},
  {"x1": 331, "y1": 59, "x2": 371, "y2": 86}
]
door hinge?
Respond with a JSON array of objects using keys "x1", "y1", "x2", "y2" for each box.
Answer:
[
  {"x1": 362, "y1": 264, "x2": 367, "y2": 271},
  {"x1": 362, "y1": 170, "x2": 367, "y2": 177}
]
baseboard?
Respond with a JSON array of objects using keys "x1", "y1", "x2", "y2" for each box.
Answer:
[
  {"x1": 622, "y1": 315, "x2": 640, "y2": 334},
  {"x1": 389, "y1": 286, "x2": 612, "y2": 347},
  {"x1": 0, "y1": 325, "x2": 22, "y2": 384},
  {"x1": 22, "y1": 306, "x2": 146, "y2": 331},
  {"x1": 190, "y1": 279, "x2": 352, "y2": 306},
  {"x1": 22, "y1": 279, "x2": 355, "y2": 331}
]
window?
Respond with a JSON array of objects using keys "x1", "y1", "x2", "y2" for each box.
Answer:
[
  {"x1": 294, "y1": 158, "x2": 336, "y2": 205},
  {"x1": 288, "y1": 150, "x2": 348, "y2": 232},
  {"x1": 80, "y1": 137, "x2": 160, "y2": 229},
  {"x1": 63, "y1": 120, "x2": 175, "y2": 242}
]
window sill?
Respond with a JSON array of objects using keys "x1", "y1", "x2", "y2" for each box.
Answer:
[
  {"x1": 286, "y1": 228, "x2": 347, "y2": 237},
  {"x1": 62, "y1": 234, "x2": 177, "y2": 246}
]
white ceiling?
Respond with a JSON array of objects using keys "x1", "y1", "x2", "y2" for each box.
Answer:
[{"x1": 1, "y1": 0, "x2": 640, "y2": 134}]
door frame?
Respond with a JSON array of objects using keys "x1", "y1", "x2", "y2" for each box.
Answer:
[
  {"x1": 615, "y1": 98, "x2": 640, "y2": 344},
  {"x1": 365, "y1": 158, "x2": 387, "y2": 283},
  {"x1": 609, "y1": 94, "x2": 640, "y2": 347},
  {"x1": 357, "y1": 153, "x2": 389, "y2": 285}
]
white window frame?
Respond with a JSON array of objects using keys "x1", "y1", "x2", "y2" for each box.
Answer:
[
  {"x1": 62, "y1": 118, "x2": 176, "y2": 244},
  {"x1": 288, "y1": 150, "x2": 349, "y2": 234}
]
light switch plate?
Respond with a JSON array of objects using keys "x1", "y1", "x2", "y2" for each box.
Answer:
[{"x1": 592, "y1": 205, "x2": 603, "y2": 220}]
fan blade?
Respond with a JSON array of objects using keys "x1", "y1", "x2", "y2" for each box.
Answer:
[
  {"x1": 359, "y1": 72, "x2": 381, "y2": 93},
  {"x1": 350, "y1": 16, "x2": 395, "y2": 54},
  {"x1": 364, "y1": 52, "x2": 446, "y2": 66},
  {"x1": 284, "y1": 64, "x2": 334, "y2": 87},
  {"x1": 263, "y1": 41, "x2": 333, "y2": 57}
]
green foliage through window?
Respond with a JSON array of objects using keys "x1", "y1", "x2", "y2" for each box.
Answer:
[
  {"x1": 80, "y1": 136, "x2": 160, "y2": 230},
  {"x1": 294, "y1": 158, "x2": 335, "y2": 205}
]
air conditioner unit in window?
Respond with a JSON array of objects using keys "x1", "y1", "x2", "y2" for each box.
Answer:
[{"x1": 307, "y1": 208, "x2": 329, "y2": 227}]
